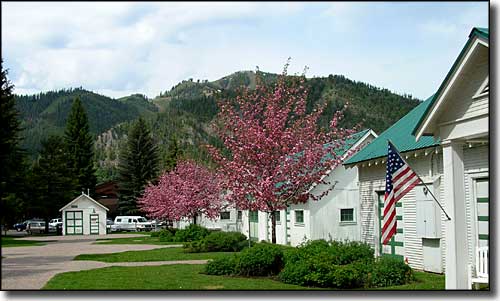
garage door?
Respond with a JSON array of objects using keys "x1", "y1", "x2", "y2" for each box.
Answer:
[{"x1": 65, "y1": 211, "x2": 83, "y2": 235}]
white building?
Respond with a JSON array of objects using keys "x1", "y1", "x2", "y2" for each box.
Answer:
[
  {"x1": 414, "y1": 27, "x2": 489, "y2": 289},
  {"x1": 60, "y1": 192, "x2": 109, "y2": 235},
  {"x1": 174, "y1": 208, "x2": 242, "y2": 232},
  {"x1": 240, "y1": 129, "x2": 377, "y2": 245},
  {"x1": 345, "y1": 27, "x2": 489, "y2": 288}
]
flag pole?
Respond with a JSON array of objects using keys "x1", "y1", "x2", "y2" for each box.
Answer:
[{"x1": 388, "y1": 140, "x2": 451, "y2": 221}]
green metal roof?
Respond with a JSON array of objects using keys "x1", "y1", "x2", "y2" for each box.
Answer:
[
  {"x1": 329, "y1": 128, "x2": 371, "y2": 158},
  {"x1": 413, "y1": 27, "x2": 489, "y2": 136},
  {"x1": 344, "y1": 96, "x2": 440, "y2": 165},
  {"x1": 471, "y1": 27, "x2": 489, "y2": 39}
]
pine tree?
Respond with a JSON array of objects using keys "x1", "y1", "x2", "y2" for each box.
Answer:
[
  {"x1": 0, "y1": 60, "x2": 28, "y2": 228},
  {"x1": 64, "y1": 97, "x2": 96, "y2": 195},
  {"x1": 117, "y1": 117, "x2": 159, "y2": 215},
  {"x1": 164, "y1": 134, "x2": 181, "y2": 172},
  {"x1": 30, "y1": 136, "x2": 78, "y2": 231}
]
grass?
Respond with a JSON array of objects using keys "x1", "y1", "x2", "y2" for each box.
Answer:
[
  {"x1": 43, "y1": 264, "x2": 312, "y2": 290},
  {"x1": 1, "y1": 236, "x2": 48, "y2": 248},
  {"x1": 43, "y1": 264, "x2": 445, "y2": 291},
  {"x1": 372, "y1": 271, "x2": 445, "y2": 290},
  {"x1": 95, "y1": 235, "x2": 183, "y2": 245},
  {"x1": 74, "y1": 247, "x2": 236, "y2": 262}
]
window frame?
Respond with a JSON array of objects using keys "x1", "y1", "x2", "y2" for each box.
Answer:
[
  {"x1": 294, "y1": 210, "x2": 304, "y2": 225},
  {"x1": 220, "y1": 211, "x2": 231, "y2": 220},
  {"x1": 339, "y1": 208, "x2": 356, "y2": 224}
]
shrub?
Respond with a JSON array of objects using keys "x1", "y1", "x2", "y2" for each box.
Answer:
[
  {"x1": 236, "y1": 243, "x2": 284, "y2": 276},
  {"x1": 205, "y1": 255, "x2": 239, "y2": 276},
  {"x1": 279, "y1": 239, "x2": 378, "y2": 288},
  {"x1": 174, "y1": 224, "x2": 210, "y2": 242},
  {"x1": 183, "y1": 240, "x2": 206, "y2": 253},
  {"x1": 203, "y1": 231, "x2": 247, "y2": 252},
  {"x1": 150, "y1": 231, "x2": 160, "y2": 238},
  {"x1": 158, "y1": 229, "x2": 174, "y2": 242},
  {"x1": 369, "y1": 256, "x2": 413, "y2": 287},
  {"x1": 278, "y1": 258, "x2": 311, "y2": 286}
]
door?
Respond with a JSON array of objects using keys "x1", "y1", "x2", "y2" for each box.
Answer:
[
  {"x1": 475, "y1": 178, "x2": 489, "y2": 248},
  {"x1": 378, "y1": 192, "x2": 404, "y2": 260},
  {"x1": 90, "y1": 214, "x2": 99, "y2": 235},
  {"x1": 249, "y1": 211, "x2": 259, "y2": 241},
  {"x1": 65, "y1": 211, "x2": 83, "y2": 235}
]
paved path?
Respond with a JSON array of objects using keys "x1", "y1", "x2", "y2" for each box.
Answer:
[{"x1": 1, "y1": 234, "x2": 200, "y2": 290}]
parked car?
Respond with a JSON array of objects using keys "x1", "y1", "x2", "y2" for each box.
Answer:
[
  {"x1": 13, "y1": 219, "x2": 43, "y2": 232},
  {"x1": 26, "y1": 221, "x2": 46, "y2": 235},
  {"x1": 106, "y1": 218, "x2": 114, "y2": 232},
  {"x1": 113, "y1": 216, "x2": 153, "y2": 232},
  {"x1": 49, "y1": 218, "x2": 62, "y2": 227}
]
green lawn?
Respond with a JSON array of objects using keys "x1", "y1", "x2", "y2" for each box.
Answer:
[
  {"x1": 43, "y1": 264, "x2": 444, "y2": 291},
  {"x1": 1, "y1": 236, "x2": 48, "y2": 248},
  {"x1": 75, "y1": 247, "x2": 236, "y2": 262},
  {"x1": 95, "y1": 235, "x2": 183, "y2": 246},
  {"x1": 43, "y1": 264, "x2": 312, "y2": 290},
  {"x1": 373, "y1": 271, "x2": 445, "y2": 290}
]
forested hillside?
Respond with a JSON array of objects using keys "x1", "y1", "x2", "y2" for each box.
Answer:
[{"x1": 15, "y1": 71, "x2": 420, "y2": 183}]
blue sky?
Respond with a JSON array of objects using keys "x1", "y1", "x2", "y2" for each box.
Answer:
[{"x1": 1, "y1": 2, "x2": 488, "y2": 99}]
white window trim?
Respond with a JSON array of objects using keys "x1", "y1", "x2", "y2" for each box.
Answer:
[
  {"x1": 294, "y1": 210, "x2": 305, "y2": 225},
  {"x1": 339, "y1": 208, "x2": 356, "y2": 225}
]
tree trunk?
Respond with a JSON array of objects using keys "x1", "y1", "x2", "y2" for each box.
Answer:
[
  {"x1": 248, "y1": 210, "x2": 251, "y2": 247},
  {"x1": 193, "y1": 213, "x2": 197, "y2": 225},
  {"x1": 271, "y1": 211, "x2": 276, "y2": 244}
]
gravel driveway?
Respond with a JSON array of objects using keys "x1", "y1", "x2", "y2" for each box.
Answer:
[{"x1": 1, "y1": 234, "x2": 196, "y2": 290}]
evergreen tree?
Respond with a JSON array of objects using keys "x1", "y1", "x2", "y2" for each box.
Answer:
[
  {"x1": 164, "y1": 134, "x2": 181, "y2": 172},
  {"x1": 117, "y1": 117, "x2": 159, "y2": 215},
  {"x1": 64, "y1": 97, "x2": 96, "y2": 195},
  {"x1": 30, "y1": 136, "x2": 78, "y2": 231},
  {"x1": 0, "y1": 61, "x2": 28, "y2": 228}
]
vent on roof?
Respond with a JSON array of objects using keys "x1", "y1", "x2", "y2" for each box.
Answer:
[{"x1": 473, "y1": 77, "x2": 489, "y2": 98}]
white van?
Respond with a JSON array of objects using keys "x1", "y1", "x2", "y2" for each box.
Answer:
[{"x1": 112, "y1": 216, "x2": 153, "y2": 232}]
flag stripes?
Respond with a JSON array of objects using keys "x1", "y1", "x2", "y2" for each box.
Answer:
[{"x1": 381, "y1": 142, "x2": 421, "y2": 245}]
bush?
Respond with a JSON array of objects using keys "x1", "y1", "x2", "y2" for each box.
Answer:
[
  {"x1": 158, "y1": 229, "x2": 174, "y2": 242},
  {"x1": 369, "y1": 256, "x2": 414, "y2": 287},
  {"x1": 150, "y1": 231, "x2": 160, "y2": 238},
  {"x1": 174, "y1": 224, "x2": 210, "y2": 242},
  {"x1": 236, "y1": 243, "x2": 284, "y2": 276},
  {"x1": 279, "y1": 239, "x2": 379, "y2": 288},
  {"x1": 183, "y1": 240, "x2": 206, "y2": 252},
  {"x1": 205, "y1": 255, "x2": 239, "y2": 276},
  {"x1": 183, "y1": 231, "x2": 249, "y2": 253},
  {"x1": 203, "y1": 231, "x2": 247, "y2": 252}
]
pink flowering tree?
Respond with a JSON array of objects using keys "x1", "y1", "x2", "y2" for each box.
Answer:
[
  {"x1": 207, "y1": 62, "x2": 357, "y2": 243},
  {"x1": 138, "y1": 160, "x2": 222, "y2": 225}
]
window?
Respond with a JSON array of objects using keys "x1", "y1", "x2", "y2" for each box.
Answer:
[
  {"x1": 128, "y1": 219, "x2": 132, "y2": 223},
  {"x1": 237, "y1": 211, "x2": 242, "y2": 221},
  {"x1": 220, "y1": 211, "x2": 230, "y2": 220},
  {"x1": 340, "y1": 208, "x2": 355, "y2": 222},
  {"x1": 249, "y1": 211, "x2": 258, "y2": 222},
  {"x1": 273, "y1": 211, "x2": 281, "y2": 223},
  {"x1": 295, "y1": 210, "x2": 304, "y2": 224}
]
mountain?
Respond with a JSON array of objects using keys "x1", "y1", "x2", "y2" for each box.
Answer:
[
  {"x1": 15, "y1": 88, "x2": 158, "y2": 155},
  {"x1": 15, "y1": 71, "x2": 420, "y2": 183}
]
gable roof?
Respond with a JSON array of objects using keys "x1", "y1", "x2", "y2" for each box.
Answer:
[
  {"x1": 344, "y1": 95, "x2": 440, "y2": 165},
  {"x1": 413, "y1": 27, "x2": 489, "y2": 139},
  {"x1": 59, "y1": 193, "x2": 110, "y2": 212}
]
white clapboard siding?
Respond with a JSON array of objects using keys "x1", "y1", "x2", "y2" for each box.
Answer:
[
  {"x1": 438, "y1": 45, "x2": 489, "y2": 125},
  {"x1": 358, "y1": 149, "x2": 444, "y2": 272},
  {"x1": 463, "y1": 145, "x2": 489, "y2": 265}
]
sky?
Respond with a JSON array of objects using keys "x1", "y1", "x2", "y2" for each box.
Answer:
[{"x1": 1, "y1": 2, "x2": 489, "y2": 100}]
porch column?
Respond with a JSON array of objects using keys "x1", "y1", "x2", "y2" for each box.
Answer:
[{"x1": 442, "y1": 140, "x2": 468, "y2": 289}]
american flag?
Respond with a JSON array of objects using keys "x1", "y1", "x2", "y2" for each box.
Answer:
[{"x1": 381, "y1": 141, "x2": 421, "y2": 245}]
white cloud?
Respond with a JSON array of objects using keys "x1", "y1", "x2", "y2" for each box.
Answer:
[{"x1": 2, "y1": 2, "x2": 306, "y2": 98}]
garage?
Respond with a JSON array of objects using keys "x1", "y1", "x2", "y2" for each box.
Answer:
[{"x1": 60, "y1": 192, "x2": 108, "y2": 235}]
